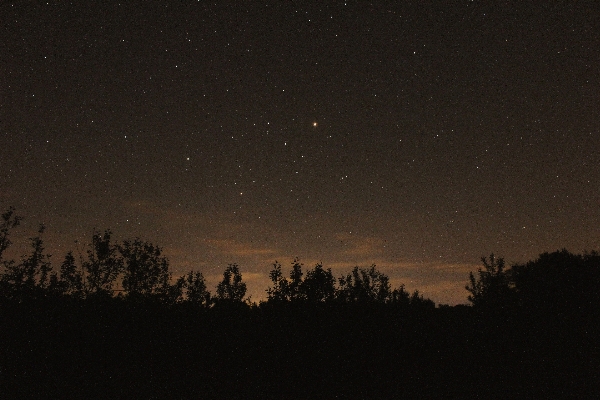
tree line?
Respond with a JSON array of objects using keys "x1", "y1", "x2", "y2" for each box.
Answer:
[
  {"x1": 2, "y1": 206, "x2": 599, "y2": 398},
  {"x1": 3, "y1": 206, "x2": 599, "y2": 313},
  {"x1": 0, "y1": 207, "x2": 433, "y2": 308}
]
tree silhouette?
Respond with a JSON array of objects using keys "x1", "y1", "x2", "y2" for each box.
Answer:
[
  {"x1": 509, "y1": 249, "x2": 600, "y2": 316},
  {"x1": 288, "y1": 258, "x2": 304, "y2": 300},
  {"x1": 0, "y1": 225, "x2": 53, "y2": 301},
  {"x1": 266, "y1": 259, "x2": 337, "y2": 303},
  {"x1": 465, "y1": 249, "x2": 600, "y2": 317},
  {"x1": 266, "y1": 258, "x2": 307, "y2": 302},
  {"x1": 176, "y1": 270, "x2": 211, "y2": 306},
  {"x1": 299, "y1": 263, "x2": 336, "y2": 303},
  {"x1": 0, "y1": 206, "x2": 22, "y2": 263},
  {"x1": 337, "y1": 265, "x2": 392, "y2": 303},
  {"x1": 0, "y1": 208, "x2": 21, "y2": 295},
  {"x1": 390, "y1": 284, "x2": 411, "y2": 306},
  {"x1": 119, "y1": 238, "x2": 171, "y2": 298},
  {"x1": 465, "y1": 254, "x2": 512, "y2": 309},
  {"x1": 54, "y1": 251, "x2": 84, "y2": 298},
  {"x1": 266, "y1": 261, "x2": 289, "y2": 302},
  {"x1": 216, "y1": 264, "x2": 247, "y2": 303},
  {"x1": 408, "y1": 289, "x2": 435, "y2": 308},
  {"x1": 266, "y1": 260, "x2": 430, "y2": 308},
  {"x1": 82, "y1": 230, "x2": 123, "y2": 296}
]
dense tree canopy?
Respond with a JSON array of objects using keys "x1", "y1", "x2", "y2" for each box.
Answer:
[
  {"x1": 465, "y1": 254, "x2": 511, "y2": 310},
  {"x1": 466, "y1": 249, "x2": 600, "y2": 319},
  {"x1": 215, "y1": 264, "x2": 247, "y2": 303}
]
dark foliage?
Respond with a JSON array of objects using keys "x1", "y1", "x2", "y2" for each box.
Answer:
[
  {"x1": 215, "y1": 263, "x2": 247, "y2": 304},
  {"x1": 467, "y1": 249, "x2": 600, "y2": 319},
  {"x1": 175, "y1": 270, "x2": 211, "y2": 306},
  {"x1": 0, "y1": 225, "x2": 54, "y2": 301},
  {"x1": 1, "y1": 208, "x2": 598, "y2": 398},
  {"x1": 337, "y1": 265, "x2": 392, "y2": 303},
  {"x1": 465, "y1": 253, "x2": 512, "y2": 311},
  {"x1": 119, "y1": 238, "x2": 171, "y2": 299},
  {"x1": 83, "y1": 230, "x2": 124, "y2": 296},
  {"x1": 0, "y1": 206, "x2": 22, "y2": 261}
]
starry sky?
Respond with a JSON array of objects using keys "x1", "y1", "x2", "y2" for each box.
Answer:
[{"x1": 2, "y1": 1, "x2": 599, "y2": 304}]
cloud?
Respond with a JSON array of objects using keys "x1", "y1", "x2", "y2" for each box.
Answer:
[
  {"x1": 114, "y1": 197, "x2": 479, "y2": 305},
  {"x1": 335, "y1": 232, "x2": 388, "y2": 259},
  {"x1": 205, "y1": 238, "x2": 276, "y2": 257}
]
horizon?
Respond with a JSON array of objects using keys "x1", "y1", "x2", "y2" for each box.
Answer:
[{"x1": 3, "y1": 211, "x2": 592, "y2": 305}]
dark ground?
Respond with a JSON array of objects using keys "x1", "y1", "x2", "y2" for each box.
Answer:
[{"x1": 2, "y1": 299, "x2": 598, "y2": 399}]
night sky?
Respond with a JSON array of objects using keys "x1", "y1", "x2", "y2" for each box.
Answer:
[{"x1": 2, "y1": 1, "x2": 599, "y2": 304}]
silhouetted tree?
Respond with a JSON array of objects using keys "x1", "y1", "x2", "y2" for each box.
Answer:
[
  {"x1": 177, "y1": 270, "x2": 211, "y2": 306},
  {"x1": 266, "y1": 261, "x2": 289, "y2": 302},
  {"x1": 409, "y1": 289, "x2": 435, "y2": 308},
  {"x1": 465, "y1": 254, "x2": 512, "y2": 309},
  {"x1": 0, "y1": 207, "x2": 20, "y2": 298},
  {"x1": 465, "y1": 249, "x2": 600, "y2": 320},
  {"x1": 0, "y1": 206, "x2": 22, "y2": 263},
  {"x1": 288, "y1": 258, "x2": 304, "y2": 300},
  {"x1": 119, "y1": 238, "x2": 171, "y2": 298},
  {"x1": 266, "y1": 259, "x2": 336, "y2": 303},
  {"x1": 54, "y1": 251, "x2": 84, "y2": 298},
  {"x1": 509, "y1": 249, "x2": 600, "y2": 316},
  {"x1": 82, "y1": 229, "x2": 123, "y2": 296},
  {"x1": 337, "y1": 265, "x2": 392, "y2": 303},
  {"x1": 266, "y1": 258, "x2": 309, "y2": 302},
  {"x1": 216, "y1": 264, "x2": 247, "y2": 303},
  {"x1": 300, "y1": 263, "x2": 336, "y2": 303},
  {"x1": 0, "y1": 225, "x2": 54, "y2": 301},
  {"x1": 267, "y1": 260, "x2": 429, "y2": 307},
  {"x1": 390, "y1": 284, "x2": 411, "y2": 306}
]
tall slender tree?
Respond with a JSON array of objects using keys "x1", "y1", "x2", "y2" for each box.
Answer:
[
  {"x1": 83, "y1": 230, "x2": 123, "y2": 296},
  {"x1": 216, "y1": 264, "x2": 247, "y2": 303}
]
